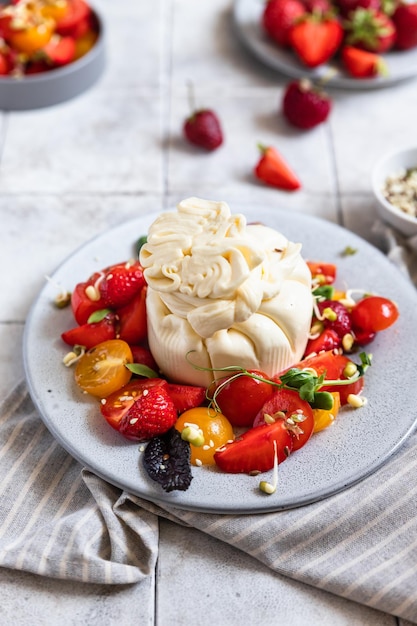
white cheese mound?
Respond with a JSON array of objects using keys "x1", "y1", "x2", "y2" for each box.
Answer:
[{"x1": 140, "y1": 197, "x2": 313, "y2": 387}]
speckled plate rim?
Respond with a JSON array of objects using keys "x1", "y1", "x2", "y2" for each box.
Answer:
[
  {"x1": 23, "y1": 207, "x2": 417, "y2": 514},
  {"x1": 232, "y1": 0, "x2": 417, "y2": 90}
]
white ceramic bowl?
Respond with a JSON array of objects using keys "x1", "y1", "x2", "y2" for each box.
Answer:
[
  {"x1": 0, "y1": 7, "x2": 105, "y2": 111},
  {"x1": 372, "y1": 146, "x2": 417, "y2": 237}
]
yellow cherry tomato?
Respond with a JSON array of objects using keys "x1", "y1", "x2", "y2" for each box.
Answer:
[
  {"x1": 313, "y1": 392, "x2": 341, "y2": 433},
  {"x1": 175, "y1": 407, "x2": 234, "y2": 466},
  {"x1": 40, "y1": 0, "x2": 69, "y2": 21},
  {"x1": 75, "y1": 339, "x2": 133, "y2": 398},
  {"x1": 9, "y1": 20, "x2": 54, "y2": 54},
  {"x1": 74, "y1": 30, "x2": 97, "y2": 59}
]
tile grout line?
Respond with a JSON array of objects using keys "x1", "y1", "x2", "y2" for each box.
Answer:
[{"x1": 160, "y1": 0, "x2": 175, "y2": 212}]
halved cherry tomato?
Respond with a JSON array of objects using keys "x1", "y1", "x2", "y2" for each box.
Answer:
[
  {"x1": 313, "y1": 392, "x2": 340, "y2": 433},
  {"x1": 304, "y1": 328, "x2": 341, "y2": 357},
  {"x1": 175, "y1": 407, "x2": 234, "y2": 466},
  {"x1": 100, "y1": 378, "x2": 168, "y2": 430},
  {"x1": 307, "y1": 261, "x2": 337, "y2": 284},
  {"x1": 71, "y1": 274, "x2": 106, "y2": 325},
  {"x1": 43, "y1": 35, "x2": 76, "y2": 66},
  {"x1": 117, "y1": 287, "x2": 148, "y2": 345},
  {"x1": 213, "y1": 370, "x2": 275, "y2": 428},
  {"x1": 253, "y1": 388, "x2": 314, "y2": 451},
  {"x1": 9, "y1": 22, "x2": 54, "y2": 53},
  {"x1": 55, "y1": 0, "x2": 91, "y2": 36},
  {"x1": 351, "y1": 296, "x2": 399, "y2": 334},
  {"x1": 74, "y1": 339, "x2": 133, "y2": 397},
  {"x1": 61, "y1": 312, "x2": 116, "y2": 349}
]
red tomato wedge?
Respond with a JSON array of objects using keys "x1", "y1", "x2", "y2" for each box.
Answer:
[
  {"x1": 214, "y1": 416, "x2": 293, "y2": 474},
  {"x1": 166, "y1": 383, "x2": 206, "y2": 414},
  {"x1": 307, "y1": 261, "x2": 337, "y2": 284},
  {"x1": 55, "y1": 0, "x2": 91, "y2": 36},
  {"x1": 253, "y1": 388, "x2": 314, "y2": 451},
  {"x1": 61, "y1": 312, "x2": 116, "y2": 349},
  {"x1": 291, "y1": 351, "x2": 364, "y2": 405}
]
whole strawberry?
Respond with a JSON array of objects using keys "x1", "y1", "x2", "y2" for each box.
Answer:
[
  {"x1": 262, "y1": 0, "x2": 306, "y2": 47},
  {"x1": 119, "y1": 385, "x2": 178, "y2": 441},
  {"x1": 99, "y1": 260, "x2": 145, "y2": 309},
  {"x1": 282, "y1": 79, "x2": 332, "y2": 129},
  {"x1": 334, "y1": 0, "x2": 381, "y2": 17},
  {"x1": 345, "y1": 8, "x2": 396, "y2": 52},
  {"x1": 392, "y1": 3, "x2": 417, "y2": 50},
  {"x1": 183, "y1": 109, "x2": 223, "y2": 151}
]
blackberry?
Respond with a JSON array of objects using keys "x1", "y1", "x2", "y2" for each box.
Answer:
[{"x1": 143, "y1": 428, "x2": 193, "y2": 492}]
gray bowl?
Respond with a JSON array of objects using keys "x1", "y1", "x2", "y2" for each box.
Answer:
[{"x1": 0, "y1": 7, "x2": 106, "y2": 111}]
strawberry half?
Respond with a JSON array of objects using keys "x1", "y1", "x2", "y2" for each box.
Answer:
[
  {"x1": 99, "y1": 261, "x2": 146, "y2": 309},
  {"x1": 119, "y1": 385, "x2": 177, "y2": 441},
  {"x1": 341, "y1": 45, "x2": 388, "y2": 77},
  {"x1": 254, "y1": 144, "x2": 301, "y2": 191},
  {"x1": 289, "y1": 14, "x2": 343, "y2": 67},
  {"x1": 282, "y1": 78, "x2": 332, "y2": 129}
]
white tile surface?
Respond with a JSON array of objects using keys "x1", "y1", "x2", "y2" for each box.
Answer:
[{"x1": 0, "y1": 0, "x2": 412, "y2": 624}]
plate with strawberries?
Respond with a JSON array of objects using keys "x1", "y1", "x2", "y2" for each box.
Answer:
[
  {"x1": 233, "y1": 0, "x2": 417, "y2": 88},
  {"x1": 23, "y1": 207, "x2": 417, "y2": 514}
]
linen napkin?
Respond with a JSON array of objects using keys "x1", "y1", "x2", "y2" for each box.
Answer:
[{"x1": 1, "y1": 222, "x2": 416, "y2": 622}]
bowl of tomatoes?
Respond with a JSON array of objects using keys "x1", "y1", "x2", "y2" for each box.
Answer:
[{"x1": 0, "y1": 0, "x2": 105, "y2": 110}]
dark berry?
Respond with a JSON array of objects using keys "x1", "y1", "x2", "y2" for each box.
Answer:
[
  {"x1": 318, "y1": 300, "x2": 352, "y2": 338},
  {"x1": 143, "y1": 428, "x2": 193, "y2": 492}
]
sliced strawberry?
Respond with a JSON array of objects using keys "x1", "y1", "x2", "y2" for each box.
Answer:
[
  {"x1": 99, "y1": 261, "x2": 146, "y2": 309},
  {"x1": 166, "y1": 383, "x2": 206, "y2": 414},
  {"x1": 289, "y1": 14, "x2": 343, "y2": 67},
  {"x1": 341, "y1": 45, "x2": 387, "y2": 77},
  {"x1": 254, "y1": 144, "x2": 301, "y2": 191},
  {"x1": 214, "y1": 418, "x2": 293, "y2": 474},
  {"x1": 119, "y1": 385, "x2": 177, "y2": 442},
  {"x1": 44, "y1": 36, "x2": 76, "y2": 66},
  {"x1": 100, "y1": 379, "x2": 168, "y2": 431}
]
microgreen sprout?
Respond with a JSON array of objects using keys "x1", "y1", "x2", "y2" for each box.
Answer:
[
  {"x1": 185, "y1": 350, "x2": 371, "y2": 413},
  {"x1": 259, "y1": 441, "x2": 278, "y2": 495}
]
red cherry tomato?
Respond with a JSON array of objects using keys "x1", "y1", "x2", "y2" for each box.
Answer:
[
  {"x1": 71, "y1": 273, "x2": 106, "y2": 325},
  {"x1": 214, "y1": 370, "x2": 275, "y2": 428},
  {"x1": 55, "y1": 0, "x2": 91, "y2": 36},
  {"x1": 61, "y1": 312, "x2": 116, "y2": 349},
  {"x1": 291, "y1": 351, "x2": 364, "y2": 406},
  {"x1": 100, "y1": 378, "x2": 168, "y2": 431},
  {"x1": 351, "y1": 296, "x2": 399, "y2": 333},
  {"x1": 117, "y1": 287, "x2": 148, "y2": 345},
  {"x1": 307, "y1": 261, "x2": 337, "y2": 284},
  {"x1": 253, "y1": 388, "x2": 314, "y2": 451}
]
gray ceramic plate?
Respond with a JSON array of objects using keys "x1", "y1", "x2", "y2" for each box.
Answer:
[
  {"x1": 23, "y1": 208, "x2": 417, "y2": 514},
  {"x1": 233, "y1": 0, "x2": 417, "y2": 89},
  {"x1": 0, "y1": 6, "x2": 105, "y2": 110}
]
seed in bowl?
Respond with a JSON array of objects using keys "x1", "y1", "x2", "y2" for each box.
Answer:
[{"x1": 382, "y1": 167, "x2": 417, "y2": 218}]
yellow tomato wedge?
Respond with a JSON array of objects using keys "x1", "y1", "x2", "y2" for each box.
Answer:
[
  {"x1": 313, "y1": 392, "x2": 341, "y2": 433},
  {"x1": 175, "y1": 407, "x2": 234, "y2": 466},
  {"x1": 74, "y1": 339, "x2": 133, "y2": 398}
]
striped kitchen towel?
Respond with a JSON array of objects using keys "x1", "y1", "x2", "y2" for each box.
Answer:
[
  {"x1": 0, "y1": 382, "x2": 159, "y2": 584},
  {"x1": 1, "y1": 380, "x2": 417, "y2": 622}
]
